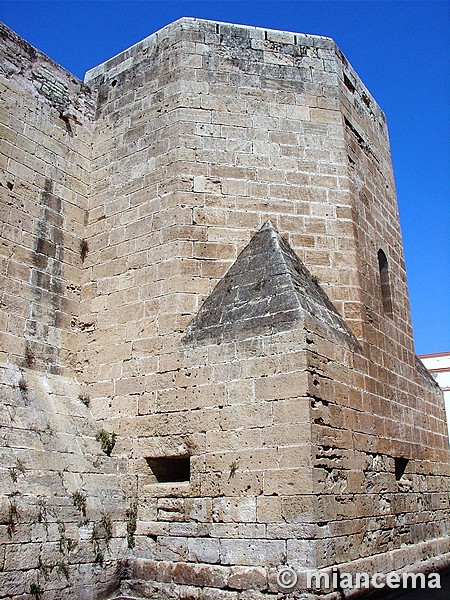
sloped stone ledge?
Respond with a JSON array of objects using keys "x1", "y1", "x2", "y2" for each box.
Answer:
[{"x1": 121, "y1": 536, "x2": 450, "y2": 599}]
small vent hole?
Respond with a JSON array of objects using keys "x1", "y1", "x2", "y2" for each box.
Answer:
[
  {"x1": 146, "y1": 456, "x2": 190, "y2": 483},
  {"x1": 344, "y1": 73, "x2": 356, "y2": 93},
  {"x1": 394, "y1": 457, "x2": 409, "y2": 481}
]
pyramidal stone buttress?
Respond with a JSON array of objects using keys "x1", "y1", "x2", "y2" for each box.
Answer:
[{"x1": 183, "y1": 221, "x2": 358, "y2": 345}]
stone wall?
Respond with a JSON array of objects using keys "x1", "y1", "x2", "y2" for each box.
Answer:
[
  {"x1": 0, "y1": 22, "x2": 93, "y2": 374},
  {"x1": 0, "y1": 23, "x2": 134, "y2": 600},
  {"x1": 0, "y1": 16, "x2": 449, "y2": 600}
]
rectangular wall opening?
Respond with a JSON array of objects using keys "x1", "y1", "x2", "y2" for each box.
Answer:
[
  {"x1": 145, "y1": 456, "x2": 190, "y2": 483},
  {"x1": 394, "y1": 457, "x2": 409, "y2": 481}
]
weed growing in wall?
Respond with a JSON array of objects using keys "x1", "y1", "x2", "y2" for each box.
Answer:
[
  {"x1": 56, "y1": 560, "x2": 70, "y2": 580},
  {"x1": 56, "y1": 518, "x2": 77, "y2": 578},
  {"x1": 91, "y1": 524, "x2": 104, "y2": 565},
  {"x1": 18, "y1": 375, "x2": 28, "y2": 392},
  {"x1": 58, "y1": 521, "x2": 67, "y2": 553},
  {"x1": 71, "y1": 490, "x2": 87, "y2": 519},
  {"x1": 89, "y1": 512, "x2": 114, "y2": 565},
  {"x1": 79, "y1": 238, "x2": 89, "y2": 262},
  {"x1": 78, "y1": 393, "x2": 90, "y2": 407},
  {"x1": 126, "y1": 500, "x2": 138, "y2": 549},
  {"x1": 100, "y1": 511, "x2": 113, "y2": 548},
  {"x1": 96, "y1": 429, "x2": 116, "y2": 456},
  {"x1": 9, "y1": 467, "x2": 18, "y2": 483},
  {"x1": 7, "y1": 500, "x2": 19, "y2": 537},
  {"x1": 8, "y1": 460, "x2": 25, "y2": 483},
  {"x1": 44, "y1": 423, "x2": 54, "y2": 436},
  {"x1": 228, "y1": 459, "x2": 239, "y2": 481},
  {"x1": 24, "y1": 343, "x2": 35, "y2": 367},
  {"x1": 37, "y1": 555, "x2": 52, "y2": 580},
  {"x1": 36, "y1": 498, "x2": 49, "y2": 532},
  {"x1": 30, "y1": 583, "x2": 43, "y2": 599}
]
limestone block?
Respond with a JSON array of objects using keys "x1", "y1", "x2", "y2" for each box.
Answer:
[
  {"x1": 263, "y1": 468, "x2": 314, "y2": 495},
  {"x1": 200, "y1": 586, "x2": 239, "y2": 600},
  {"x1": 0, "y1": 569, "x2": 35, "y2": 596},
  {"x1": 4, "y1": 542, "x2": 41, "y2": 570},
  {"x1": 255, "y1": 372, "x2": 308, "y2": 401},
  {"x1": 201, "y1": 469, "x2": 263, "y2": 497},
  {"x1": 188, "y1": 537, "x2": 220, "y2": 564},
  {"x1": 281, "y1": 496, "x2": 316, "y2": 524},
  {"x1": 262, "y1": 424, "x2": 311, "y2": 447},
  {"x1": 267, "y1": 522, "x2": 316, "y2": 540},
  {"x1": 184, "y1": 498, "x2": 212, "y2": 522},
  {"x1": 227, "y1": 565, "x2": 267, "y2": 590},
  {"x1": 256, "y1": 497, "x2": 282, "y2": 523},
  {"x1": 220, "y1": 539, "x2": 286, "y2": 567},
  {"x1": 156, "y1": 536, "x2": 188, "y2": 562},
  {"x1": 286, "y1": 538, "x2": 318, "y2": 569},
  {"x1": 237, "y1": 524, "x2": 266, "y2": 539},
  {"x1": 272, "y1": 398, "x2": 310, "y2": 425},
  {"x1": 212, "y1": 497, "x2": 257, "y2": 524}
]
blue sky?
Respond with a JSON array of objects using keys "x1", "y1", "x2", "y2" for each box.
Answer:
[{"x1": 1, "y1": 1, "x2": 449, "y2": 354}]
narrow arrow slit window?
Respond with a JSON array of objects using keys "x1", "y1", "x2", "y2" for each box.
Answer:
[{"x1": 377, "y1": 249, "x2": 393, "y2": 317}]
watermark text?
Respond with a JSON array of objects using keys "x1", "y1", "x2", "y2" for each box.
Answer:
[{"x1": 276, "y1": 566, "x2": 441, "y2": 593}]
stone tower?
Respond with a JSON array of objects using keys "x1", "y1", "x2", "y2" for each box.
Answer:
[{"x1": 0, "y1": 17, "x2": 449, "y2": 600}]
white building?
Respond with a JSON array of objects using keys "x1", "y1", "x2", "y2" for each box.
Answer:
[{"x1": 419, "y1": 352, "x2": 450, "y2": 440}]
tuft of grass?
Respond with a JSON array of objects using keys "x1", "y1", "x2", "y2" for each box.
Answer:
[
  {"x1": 7, "y1": 500, "x2": 19, "y2": 537},
  {"x1": 80, "y1": 238, "x2": 89, "y2": 262},
  {"x1": 9, "y1": 458, "x2": 26, "y2": 483},
  {"x1": 78, "y1": 393, "x2": 90, "y2": 407},
  {"x1": 30, "y1": 582, "x2": 43, "y2": 598},
  {"x1": 37, "y1": 498, "x2": 49, "y2": 532},
  {"x1": 228, "y1": 459, "x2": 239, "y2": 481},
  {"x1": 91, "y1": 523, "x2": 104, "y2": 565},
  {"x1": 37, "y1": 556, "x2": 51, "y2": 580},
  {"x1": 100, "y1": 511, "x2": 113, "y2": 548},
  {"x1": 9, "y1": 467, "x2": 18, "y2": 483},
  {"x1": 56, "y1": 560, "x2": 70, "y2": 579},
  {"x1": 44, "y1": 423, "x2": 54, "y2": 436},
  {"x1": 96, "y1": 429, "x2": 116, "y2": 456},
  {"x1": 57, "y1": 521, "x2": 67, "y2": 553},
  {"x1": 71, "y1": 490, "x2": 87, "y2": 519},
  {"x1": 24, "y1": 343, "x2": 35, "y2": 367},
  {"x1": 126, "y1": 500, "x2": 138, "y2": 549},
  {"x1": 18, "y1": 375, "x2": 28, "y2": 392}
]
